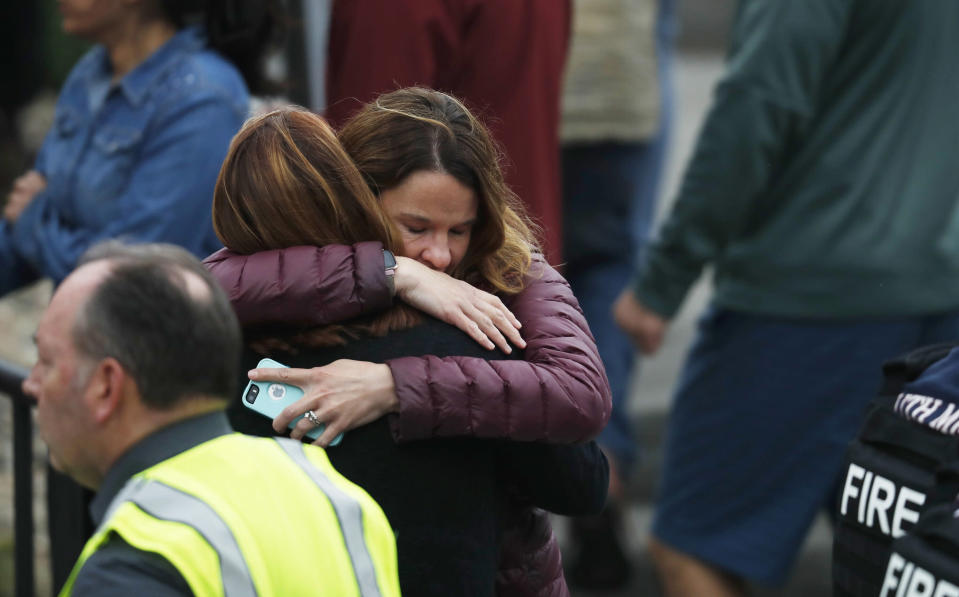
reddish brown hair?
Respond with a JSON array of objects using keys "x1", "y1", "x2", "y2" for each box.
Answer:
[
  {"x1": 213, "y1": 107, "x2": 397, "y2": 254},
  {"x1": 212, "y1": 107, "x2": 418, "y2": 346}
]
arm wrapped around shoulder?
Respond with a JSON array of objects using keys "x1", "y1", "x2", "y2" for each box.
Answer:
[{"x1": 203, "y1": 242, "x2": 392, "y2": 326}]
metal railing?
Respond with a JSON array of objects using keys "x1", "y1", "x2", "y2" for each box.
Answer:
[{"x1": 1, "y1": 358, "x2": 34, "y2": 597}]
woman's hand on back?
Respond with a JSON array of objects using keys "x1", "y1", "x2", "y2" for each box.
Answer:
[
  {"x1": 256, "y1": 360, "x2": 399, "y2": 447},
  {"x1": 394, "y1": 256, "x2": 525, "y2": 353}
]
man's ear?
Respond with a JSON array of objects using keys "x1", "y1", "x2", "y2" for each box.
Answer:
[{"x1": 84, "y1": 357, "x2": 127, "y2": 424}]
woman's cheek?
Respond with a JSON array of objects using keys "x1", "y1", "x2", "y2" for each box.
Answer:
[
  {"x1": 397, "y1": 232, "x2": 415, "y2": 257},
  {"x1": 450, "y1": 237, "x2": 470, "y2": 269}
]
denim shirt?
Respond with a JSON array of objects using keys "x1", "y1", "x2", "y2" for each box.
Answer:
[{"x1": 0, "y1": 26, "x2": 248, "y2": 295}]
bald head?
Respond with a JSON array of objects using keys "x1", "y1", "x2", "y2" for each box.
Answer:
[{"x1": 67, "y1": 242, "x2": 242, "y2": 410}]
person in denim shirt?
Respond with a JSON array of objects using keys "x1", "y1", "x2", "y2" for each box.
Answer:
[
  {"x1": 0, "y1": 1, "x2": 280, "y2": 589},
  {"x1": 0, "y1": 0, "x2": 279, "y2": 296}
]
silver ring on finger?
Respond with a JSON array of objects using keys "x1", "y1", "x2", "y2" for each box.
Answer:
[{"x1": 304, "y1": 410, "x2": 321, "y2": 426}]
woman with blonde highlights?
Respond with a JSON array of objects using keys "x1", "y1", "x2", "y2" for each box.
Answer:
[
  {"x1": 206, "y1": 88, "x2": 612, "y2": 596},
  {"x1": 338, "y1": 87, "x2": 535, "y2": 295}
]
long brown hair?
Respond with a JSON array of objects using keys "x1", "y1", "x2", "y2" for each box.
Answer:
[
  {"x1": 212, "y1": 106, "x2": 418, "y2": 345},
  {"x1": 338, "y1": 87, "x2": 539, "y2": 294}
]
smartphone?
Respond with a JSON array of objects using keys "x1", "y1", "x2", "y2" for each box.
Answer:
[{"x1": 242, "y1": 358, "x2": 343, "y2": 445}]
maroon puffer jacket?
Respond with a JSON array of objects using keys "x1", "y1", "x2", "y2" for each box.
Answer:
[
  {"x1": 205, "y1": 243, "x2": 611, "y2": 441},
  {"x1": 204, "y1": 242, "x2": 611, "y2": 597}
]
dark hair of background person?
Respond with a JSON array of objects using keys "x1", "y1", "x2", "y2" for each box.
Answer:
[
  {"x1": 338, "y1": 87, "x2": 539, "y2": 295},
  {"x1": 212, "y1": 106, "x2": 420, "y2": 346},
  {"x1": 72, "y1": 242, "x2": 242, "y2": 409},
  {"x1": 160, "y1": 0, "x2": 284, "y2": 95}
]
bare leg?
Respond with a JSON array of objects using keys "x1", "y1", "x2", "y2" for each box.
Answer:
[{"x1": 648, "y1": 536, "x2": 749, "y2": 597}]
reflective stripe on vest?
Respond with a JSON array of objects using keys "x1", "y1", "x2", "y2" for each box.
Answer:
[
  {"x1": 105, "y1": 477, "x2": 257, "y2": 597},
  {"x1": 276, "y1": 438, "x2": 383, "y2": 597}
]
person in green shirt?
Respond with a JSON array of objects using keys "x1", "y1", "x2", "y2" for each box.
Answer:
[{"x1": 613, "y1": 0, "x2": 959, "y2": 594}]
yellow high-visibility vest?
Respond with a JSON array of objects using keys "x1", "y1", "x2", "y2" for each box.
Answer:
[{"x1": 60, "y1": 433, "x2": 401, "y2": 597}]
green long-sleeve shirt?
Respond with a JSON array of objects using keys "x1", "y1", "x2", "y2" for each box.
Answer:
[{"x1": 634, "y1": 0, "x2": 959, "y2": 319}]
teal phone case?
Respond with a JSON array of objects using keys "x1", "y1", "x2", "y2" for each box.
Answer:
[{"x1": 242, "y1": 358, "x2": 343, "y2": 445}]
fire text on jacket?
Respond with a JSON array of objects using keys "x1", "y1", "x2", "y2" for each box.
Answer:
[
  {"x1": 840, "y1": 463, "x2": 925, "y2": 537},
  {"x1": 881, "y1": 552, "x2": 959, "y2": 597}
]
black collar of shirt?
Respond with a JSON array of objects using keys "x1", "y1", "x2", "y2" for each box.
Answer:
[{"x1": 89, "y1": 411, "x2": 233, "y2": 526}]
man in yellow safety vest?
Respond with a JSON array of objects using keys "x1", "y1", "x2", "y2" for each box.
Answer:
[{"x1": 22, "y1": 241, "x2": 401, "y2": 597}]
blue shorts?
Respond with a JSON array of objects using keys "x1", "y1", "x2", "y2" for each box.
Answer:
[{"x1": 651, "y1": 306, "x2": 959, "y2": 585}]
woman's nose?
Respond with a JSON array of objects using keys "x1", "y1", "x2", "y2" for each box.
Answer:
[{"x1": 421, "y1": 238, "x2": 452, "y2": 272}]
